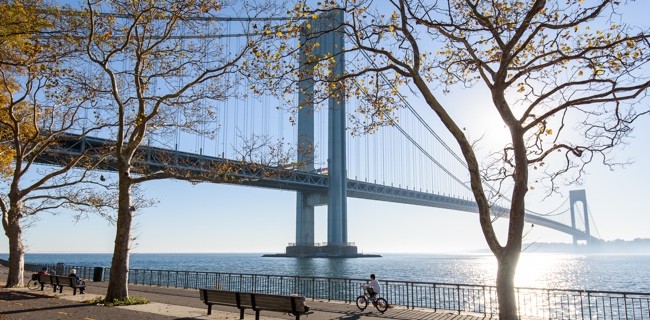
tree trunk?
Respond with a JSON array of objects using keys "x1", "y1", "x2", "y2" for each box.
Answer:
[
  {"x1": 105, "y1": 179, "x2": 133, "y2": 301},
  {"x1": 4, "y1": 209, "x2": 25, "y2": 288},
  {"x1": 496, "y1": 249, "x2": 521, "y2": 319}
]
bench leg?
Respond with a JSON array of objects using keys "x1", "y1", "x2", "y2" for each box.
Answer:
[
  {"x1": 73, "y1": 288, "x2": 77, "y2": 295},
  {"x1": 207, "y1": 304, "x2": 212, "y2": 315},
  {"x1": 59, "y1": 286, "x2": 63, "y2": 294},
  {"x1": 255, "y1": 310, "x2": 260, "y2": 320},
  {"x1": 295, "y1": 315, "x2": 301, "y2": 320},
  {"x1": 239, "y1": 308, "x2": 245, "y2": 319}
]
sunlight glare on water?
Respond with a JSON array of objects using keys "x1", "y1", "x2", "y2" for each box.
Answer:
[{"x1": 515, "y1": 254, "x2": 577, "y2": 288}]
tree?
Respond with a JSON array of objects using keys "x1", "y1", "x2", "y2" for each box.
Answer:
[
  {"x1": 1, "y1": 0, "x2": 114, "y2": 287},
  {"x1": 81, "y1": 0, "x2": 290, "y2": 301},
  {"x1": 293, "y1": 1, "x2": 649, "y2": 318}
]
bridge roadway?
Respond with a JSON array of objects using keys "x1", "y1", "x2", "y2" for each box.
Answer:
[
  {"x1": 39, "y1": 134, "x2": 598, "y2": 242},
  {"x1": 0, "y1": 264, "x2": 485, "y2": 320}
]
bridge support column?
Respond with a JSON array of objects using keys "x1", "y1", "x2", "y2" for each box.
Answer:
[
  {"x1": 295, "y1": 192, "x2": 314, "y2": 246},
  {"x1": 267, "y1": 9, "x2": 376, "y2": 258},
  {"x1": 294, "y1": 25, "x2": 316, "y2": 248},
  {"x1": 325, "y1": 9, "x2": 348, "y2": 248},
  {"x1": 569, "y1": 189, "x2": 591, "y2": 245}
]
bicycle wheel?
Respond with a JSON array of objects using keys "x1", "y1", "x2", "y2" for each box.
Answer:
[
  {"x1": 355, "y1": 295, "x2": 368, "y2": 310},
  {"x1": 27, "y1": 279, "x2": 40, "y2": 290},
  {"x1": 374, "y1": 298, "x2": 388, "y2": 313}
]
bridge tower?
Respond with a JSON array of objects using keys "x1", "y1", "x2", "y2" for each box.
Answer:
[
  {"x1": 276, "y1": 9, "x2": 370, "y2": 258},
  {"x1": 569, "y1": 189, "x2": 591, "y2": 245}
]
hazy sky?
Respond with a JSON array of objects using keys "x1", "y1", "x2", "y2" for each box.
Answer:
[{"x1": 2, "y1": 0, "x2": 649, "y2": 255}]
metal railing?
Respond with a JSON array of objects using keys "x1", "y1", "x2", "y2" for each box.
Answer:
[{"x1": 11, "y1": 260, "x2": 649, "y2": 320}]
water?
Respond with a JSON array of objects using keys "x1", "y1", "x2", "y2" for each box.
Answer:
[{"x1": 4, "y1": 253, "x2": 649, "y2": 293}]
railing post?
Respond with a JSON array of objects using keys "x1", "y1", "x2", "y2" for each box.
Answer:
[
  {"x1": 457, "y1": 284, "x2": 461, "y2": 314},
  {"x1": 328, "y1": 278, "x2": 331, "y2": 302},
  {"x1": 433, "y1": 283, "x2": 437, "y2": 312},
  {"x1": 579, "y1": 290, "x2": 584, "y2": 320},
  {"x1": 408, "y1": 282, "x2": 412, "y2": 309},
  {"x1": 311, "y1": 277, "x2": 315, "y2": 301},
  {"x1": 295, "y1": 276, "x2": 299, "y2": 296}
]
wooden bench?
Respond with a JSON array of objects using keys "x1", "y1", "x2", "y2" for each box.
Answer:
[
  {"x1": 199, "y1": 289, "x2": 251, "y2": 319},
  {"x1": 199, "y1": 289, "x2": 312, "y2": 320},
  {"x1": 36, "y1": 274, "x2": 59, "y2": 292},
  {"x1": 52, "y1": 275, "x2": 86, "y2": 295}
]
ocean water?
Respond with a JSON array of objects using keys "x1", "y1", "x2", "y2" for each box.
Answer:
[{"x1": 4, "y1": 253, "x2": 649, "y2": 293}]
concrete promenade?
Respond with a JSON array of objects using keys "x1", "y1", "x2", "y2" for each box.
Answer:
[{"x1": 0, "y1": 265, "x2": 485, "y2": 320}]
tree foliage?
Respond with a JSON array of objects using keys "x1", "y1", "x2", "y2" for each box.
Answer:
[{"x1": 1, "y1": 0, "x2": 115, "y2": 288}]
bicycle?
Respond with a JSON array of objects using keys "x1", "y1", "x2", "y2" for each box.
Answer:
[
  {"x1": 355, "y1": 285, "x2": 388, "y2": 313},
  {"x1": 27, "y1": 274, "x2": 43, "y2": 290}
]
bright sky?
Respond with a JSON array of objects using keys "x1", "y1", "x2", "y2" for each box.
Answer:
[{"x1": 1, "y1": 0, "x2": 649, "y2": 255}]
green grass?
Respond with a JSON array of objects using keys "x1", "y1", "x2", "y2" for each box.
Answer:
[{"x1": 89, "y1": 296, "x2": 150, "y2": 306}]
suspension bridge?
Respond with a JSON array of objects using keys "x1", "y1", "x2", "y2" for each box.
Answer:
[{"x1": 35, "y1": 9, "x2": 600, "y2": 257}]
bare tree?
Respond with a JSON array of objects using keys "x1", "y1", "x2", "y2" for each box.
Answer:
[
  {"x1": 1, "y1": 0, "x2": 115, "y2": 288},
  {"x1": 286, "y1": 0, "x2": 650, "y2": 318},
  {"x1": 81, "y1": 0, "x2": 291, "y2": 301}
]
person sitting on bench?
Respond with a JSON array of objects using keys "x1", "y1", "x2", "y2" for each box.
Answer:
[{"x1": 68, "y1": 269, "x2": 86, "y2": 294}]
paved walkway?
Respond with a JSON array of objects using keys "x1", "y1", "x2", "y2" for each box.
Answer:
[{"x1": 0, "y1": 265, "x2": 486, "y2": 320}]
